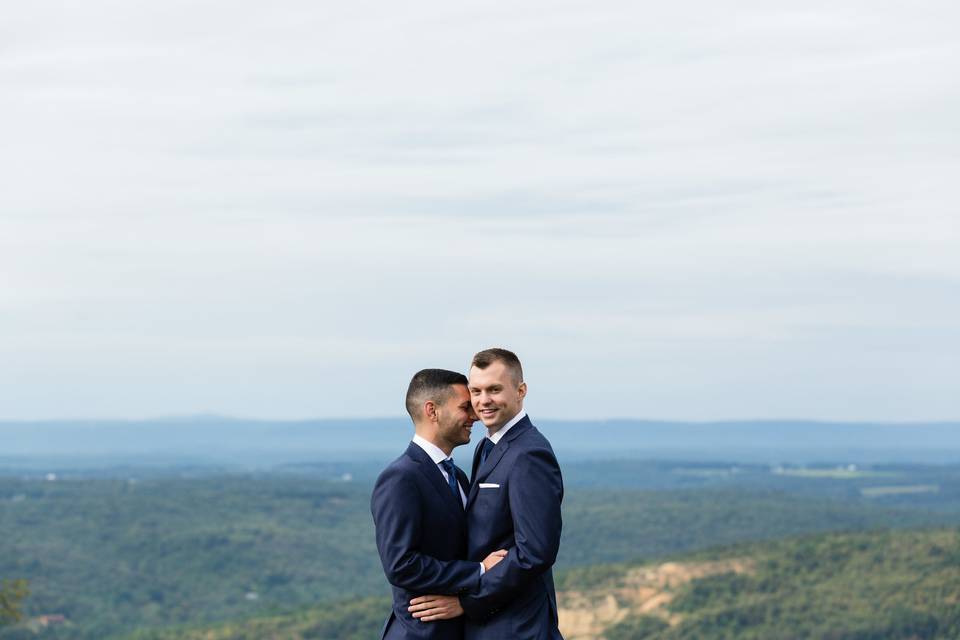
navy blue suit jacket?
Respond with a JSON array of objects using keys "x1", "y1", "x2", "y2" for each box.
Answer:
[
  {"x1": 371, "y1": 442, "x2": 479, "y2": 640},
  {"x1": 460, "y1": 415, "x2": 564, "y2": 640}
]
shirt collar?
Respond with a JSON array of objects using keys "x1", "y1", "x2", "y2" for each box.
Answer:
[
  {"x1": 488, "y1": 409, "x2": 527, "y2": 445},
  {"x1": 412, "y1": 434, "x2": 453, "y2": 465}
]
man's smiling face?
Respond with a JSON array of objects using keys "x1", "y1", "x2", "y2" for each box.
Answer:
[
  {"x1": 435, "y1": 383, "x2": 476, "y2": 450},
  {"x1": 468, "y1": 360, "x2": 526, "y2": 432}
]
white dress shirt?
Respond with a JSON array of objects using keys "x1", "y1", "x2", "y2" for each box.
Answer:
[{"x1": 487, "y1": 408, "x2": 527, "y2": 444}]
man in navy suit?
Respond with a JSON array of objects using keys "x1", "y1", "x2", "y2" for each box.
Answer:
[
  {"x1": 371, "y1": 369, "x2": 508, "y2": 640},
  {"x1": 410, "y1": 349, "x2": 565, "y2": 640}
]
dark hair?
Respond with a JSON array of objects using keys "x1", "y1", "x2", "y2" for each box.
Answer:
[
  {"x1": 471, "y1": 348, "x2": 523, "y2": 385},
  {"x1": 405, "y1": 369, "x2": 469, "y2": 420}
]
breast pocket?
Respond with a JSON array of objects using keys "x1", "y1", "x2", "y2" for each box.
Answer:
[{"x1": 474, "y1": 481, "x2": 509, "y2": 519}]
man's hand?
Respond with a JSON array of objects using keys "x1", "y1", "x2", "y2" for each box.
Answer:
[
  {"x1": 482, "y1": 549, "x2": 508, "y2": 572},
  {"x1": 408, "y1": 594, "x2": 463, "y2": 621}
]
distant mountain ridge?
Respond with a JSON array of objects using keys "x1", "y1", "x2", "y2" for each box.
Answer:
[{"x1": 2, "y1": 417, "x2": 959, "y2": 467}]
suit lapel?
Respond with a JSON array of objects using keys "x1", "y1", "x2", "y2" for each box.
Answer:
[
  {"x1": 406, "y1": 443, "x2": 465, "y2": 516},
  {"x1": 468, "y1": 439, "x2": 483, "y2": 508},
  {"x1": 455, "y1": 467, "x2": 469, "y2": 508},
  {"x1": 474, "y1": 441, "x2": 509, "y2": 483},
  {"x1": 466, "y1": 416, "x2": 534, "y2": 510},
  {"x1": 466, "y1": 440, "x2": 510, "y2": 510},
  {"x1": 470, "y1": 438, "x2": 484, "y2": 483}
]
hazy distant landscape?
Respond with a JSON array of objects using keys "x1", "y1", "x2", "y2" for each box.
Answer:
[
  {"x1": 2, "y1": 418, "x2": 959, "y2": 638},
  {"x1": 4, "y1": 417, "x2": 960, "y2": 469}
]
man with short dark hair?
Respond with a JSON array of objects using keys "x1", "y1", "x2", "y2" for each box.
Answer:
[
  {"x1": 371, "y1": 369, "x2": 508, "y2": 640},
  {"x1": 409, "y1": 350, "x2": 565, "y2": 640}
]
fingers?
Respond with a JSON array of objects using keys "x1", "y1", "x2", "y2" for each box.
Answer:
[
  {"x1": 408, "y1": 595, "x2": 462, "y2": 622},
  {"x1": 419, "y1": 612, "x2": 454, "y2": 622},
  {"x1": 484, "y1": 549, "x2": 509, "y2": 570},
  {"x1": 410, "y1": 605, "x2": 455, "y2": 620},
  {"x1": 485, "y1": 549, "x2": 507, "y2": 562},
  {"x1": 408, "y1": 598, "x2": 441, "y2": 612}
]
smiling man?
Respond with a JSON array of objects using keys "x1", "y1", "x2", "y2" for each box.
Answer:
[
  {"x1": 371, "y1": 369, "x2": 508, "y2": 640},
  {"x1": 410, "y1": 349, "x2": 565, "y2": 640}
]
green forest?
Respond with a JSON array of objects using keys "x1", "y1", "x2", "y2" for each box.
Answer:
[
  {"x1": 1, "y1": 462, "x2": 959, "y2": 638},
  {"x1": 121, "y1": 528, "x2": 960, "y2": 640},
  {"x1": 603, "y1": 528, "x2": 960, "y2": 639}
]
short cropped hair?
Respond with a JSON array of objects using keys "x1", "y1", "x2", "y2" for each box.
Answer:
[
  {"x1": 405, "y1": 369, "x2": 469, "y2": 420},
  {"x1": 471, "y1": 348, "x2": 524, "y2": 385}
]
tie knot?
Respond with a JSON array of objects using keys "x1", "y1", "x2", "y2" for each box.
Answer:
[
  {"x1": 440, "y1": 458, "x2": 456, "y2": 474},
  {"x1": 482, "y1": 438, "x2": 495, "y2": 456}
]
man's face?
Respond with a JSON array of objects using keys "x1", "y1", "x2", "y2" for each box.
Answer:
[
  {"x1": 469, "y1": 361, "x2": 526, "y2": 431},
  {"x1": 435, "y1": 384, "x2": 476, "y2": 450}
]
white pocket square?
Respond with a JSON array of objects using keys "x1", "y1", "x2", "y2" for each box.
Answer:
[{"x1": 478, "y1": 483, "x2": 500, "y2": 488}]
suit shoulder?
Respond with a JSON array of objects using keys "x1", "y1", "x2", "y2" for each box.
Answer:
[
  {"x1": 371, "y1": 456, "x2": 423, "y2": 513},
  {"x1": 516, "y1": 424, "x2": 557, "y2": 454},
  {"x1": 373, "y1": 452, "x2": 417, "y2": 487}
]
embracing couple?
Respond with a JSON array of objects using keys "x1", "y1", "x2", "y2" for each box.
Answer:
[{"x1": 371, "y1": 348, "x2": 564, "y2": 640}]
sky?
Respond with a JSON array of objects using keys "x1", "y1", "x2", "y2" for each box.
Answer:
[{"x1": 1, "y1": 0, "x2": 957, "y2": 421}]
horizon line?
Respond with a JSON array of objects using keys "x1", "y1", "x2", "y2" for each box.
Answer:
[{"x1": 1, "y1": 414, "x2": 958, "y2": 426}]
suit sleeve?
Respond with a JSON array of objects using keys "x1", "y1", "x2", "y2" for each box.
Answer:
[
  {"x1": 459, "y1": 447, "x2": 563, "y2": 620},
  {"x1": 371, "y1": 467, "x2": 480, "y2": 595}
]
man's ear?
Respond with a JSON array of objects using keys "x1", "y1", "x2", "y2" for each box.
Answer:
[
  {"x1": 517, "y1": 382, "x2": 527, "y2": 400},
  {"x1": 423, "y1": 400, "x2": 438, "y2": 422}
]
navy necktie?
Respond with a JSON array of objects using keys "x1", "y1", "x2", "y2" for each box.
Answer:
[
  {"x1": 479, "y1": 438, "x2": 495, "y2": 466},
  {"x1": 440, "y1": 459, "x2": 460, "y2": 502}
]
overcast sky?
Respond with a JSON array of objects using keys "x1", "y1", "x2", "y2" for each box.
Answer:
[{"x1": 1, "y1": 0, "x2": 957, "y2": 421}]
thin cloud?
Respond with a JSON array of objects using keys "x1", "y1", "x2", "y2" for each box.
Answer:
[{"x1": 0, "y1": 0, "x2": 957, "y2": 420}]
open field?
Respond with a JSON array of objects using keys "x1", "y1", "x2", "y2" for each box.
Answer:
[{"x1": 862, "y1": 484, "x2": 941, "y2": 497}]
